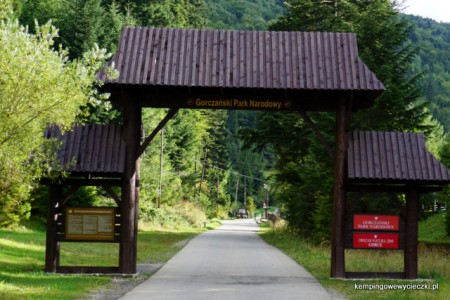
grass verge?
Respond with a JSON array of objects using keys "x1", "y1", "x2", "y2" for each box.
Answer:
[
  {"x1": 0, "y1": 219, "x2": 221, "y2": 300},
  {"x1": 259, "y1": 222, "x2": 448, "y2": 300}
]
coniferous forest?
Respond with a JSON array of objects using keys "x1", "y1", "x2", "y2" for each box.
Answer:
[{"x1": 1, "y1": 0, "x2": 450, "y2": 239}]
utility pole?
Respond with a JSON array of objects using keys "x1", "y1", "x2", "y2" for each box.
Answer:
[
  {"x1": 199, "y1": 149, "x2": 208, "y2": 195},
  {"x1": 244, "y1": 176, "x2": 247, "y2": 208},
  {"x1": 235, "y1": 178, "x2": 239, "y2": 217}
]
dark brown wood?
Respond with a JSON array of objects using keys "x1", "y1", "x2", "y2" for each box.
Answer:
[
  {"x1": 346, "y1": 272, "x2": 405, "y2": 279},
  {"x1": 119, "y1": 90, "x2": 141, "y2": 274},
  {"x1": 347, "y1": 131, "x2": 450, "y2": 183},
  {"x1": 98, "y1": 28, "x2": 385, "y2": 110},
  {"x1": 45, "y1": 184, "x2": 62, "y2": 273},
  {"x1": 331, "y1": 95, "x2": 351, "y2": 278},
  {"x1": 62, "y1": 178, "x2": 122, "y2": 186},
  {"x1": 405, "y1": 185, "x2": 419, "y2": 279},
  {"x1": 56, "y1": 266, "x2": 120, "y2": 274},
  {"x1": 45, "y1": 124, "x2": 126, "y2": 175},
  {"x1": 61, "y1": 185, "x2": 81, "y2": 206},
  {"x1": 137, "y1": 108, "x2": 179, "y2": 158},
  {"x1": 102, "y1": 184, "x2": 121, "y2": 205}
]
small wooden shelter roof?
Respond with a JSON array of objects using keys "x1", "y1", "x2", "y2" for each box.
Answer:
[
  {"x1": 348, "y1": 131, "x2": 450, "y2": 185},
  {"x1": 97, "y1": 27, "x2": 385, "y2": 111},
  {"x1": 45, "y1": 124, "x2": 125, "y2": 177}
]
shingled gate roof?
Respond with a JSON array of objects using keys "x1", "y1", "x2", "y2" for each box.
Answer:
[
  {"x1": 348, "y1": 131, "x2": 450, "y2": 184},
  {"x1": 97, "y1": 27, "x2": 385, "y2": 111},
  {"x1": 45, "y1": 124, "x2": 125, "y2": 176}
]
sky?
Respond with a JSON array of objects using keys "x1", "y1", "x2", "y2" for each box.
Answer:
[{"x1": 401, "y1": 0, "x2": 450, "y2": 23}]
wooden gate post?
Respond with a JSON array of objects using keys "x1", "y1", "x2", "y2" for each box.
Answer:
[
  {"x1": 405, "y1": 185, "x2": 419, "y2": 279},
  {"x1": 45, "y1": 184, "x2": 62, "y2": 272},
  {"x1": 331, "y1": 95, "x2": 352, "y2": 278},
  {"x1": 120, "y1": 90, "x2": 141, "y2": 274}
]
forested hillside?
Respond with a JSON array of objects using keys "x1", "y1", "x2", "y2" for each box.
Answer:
[
  {"x1": 405, "y1": 15, "x2": 450, "y2": 130},
  {"x1": 204, "y1": 0, "x2": 284, "y2": 30}
]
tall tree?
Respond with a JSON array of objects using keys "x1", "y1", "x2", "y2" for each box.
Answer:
[
  {"x1": 241, "y1": 0, "x2": 432, "y2": 239},
  {"x1": 0, "y1": 2, "x2": 102, "y2": 225}
]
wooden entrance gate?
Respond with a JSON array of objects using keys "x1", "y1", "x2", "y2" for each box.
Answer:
[{"x1": 44, "y1": 26, "x2": 446, "y2": 277}]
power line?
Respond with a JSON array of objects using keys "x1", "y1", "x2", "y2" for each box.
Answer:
[{"x1": 197, "y1": 160, "x2": 274, "y2": 183}]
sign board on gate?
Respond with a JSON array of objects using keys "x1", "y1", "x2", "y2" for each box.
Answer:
[
  {"x1": 353, "y1": 214, "x2": 399, "y2": 231},
  {"x1": 353, "y1": 233, "x2": 399, "y2": 249},
  {"x1": 66, "y1": 207, "x2": 115, "y2": 241}
]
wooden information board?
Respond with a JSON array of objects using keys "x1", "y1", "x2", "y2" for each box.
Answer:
[{"x1": 66, "y1": 207, "x2": 115, "y2": 241}]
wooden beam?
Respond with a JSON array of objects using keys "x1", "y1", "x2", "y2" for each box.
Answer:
[
  {"x1": 331, "y1": 94, "x2": 352, "y2": 278},
  {"x1": 64, "y1": 178, "x2": 122, "y2": 186},
  {"x1": 102, "y1": 184, "x2": 121, "y2": 206},
  {"x1": 297, "y1": 110, "x2": 334, "y2": 161},
  {"x1": 61, "y1": 185, "x2": 81, "y2": 206},
  {"x1": 136, "y1": 108, "x2": 179, "y2": 158},
  {"x1": 45, "y1": 184, "x2": 62, "y2": 273},
  {"x1": 405, "y1": 185, "x2": 419, "y2": 279},
  {"x1": 119, "y1": 90, "x2": 141, "y2": 274}
]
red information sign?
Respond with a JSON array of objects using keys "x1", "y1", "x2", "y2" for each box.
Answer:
[
  {"x1": 353, "y1": 233, "x2": 399, "y2": 249},
  {"x1": 353, "y1": 215, "x2": 399, "y2": 231}
]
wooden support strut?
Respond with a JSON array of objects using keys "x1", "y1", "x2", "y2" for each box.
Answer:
[
  {"x1": 137, "y1": 108, "x2": 179, "y2": 158},
  {"x1": 331, "y1": 94, "x2": 352, "y2": 278}
]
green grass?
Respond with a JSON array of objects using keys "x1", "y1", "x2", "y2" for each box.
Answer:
[
  {"x1": 0, "y1": 220, "x2": 213, "y2": 300},
  {"x1": 419, "y1": 211, "x2": 450, "y2": 244},
  {"x1": 259, "y1": 223, "x2": 449, "y2": 300}
]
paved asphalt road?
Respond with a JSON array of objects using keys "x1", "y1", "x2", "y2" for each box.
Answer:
[{"x1": 118, "y1": 219, "x2": 336, "y2": 300}]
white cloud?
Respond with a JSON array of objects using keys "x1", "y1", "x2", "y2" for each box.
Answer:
[{"x1": 401, "y1": 0, "x2": 450, "y2": 23}]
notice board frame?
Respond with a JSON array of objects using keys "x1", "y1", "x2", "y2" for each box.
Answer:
[{"x1": 65, "y1": 207, "x2": 116, "y2": 241}]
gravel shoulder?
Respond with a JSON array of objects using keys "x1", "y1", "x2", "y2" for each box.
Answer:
[{"x1": 78, "y1": 238, "x2": 192, "y2": 300}]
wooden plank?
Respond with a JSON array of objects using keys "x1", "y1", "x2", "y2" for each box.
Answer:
[
  {"x1": 91, "y1": 124, "x2": 103, "y2": 172},
  {"x1": 336, "y1": 33, "x2": 345, "y2": 91},
  {"x1": 342, "y1": 33, "x2": 351, "y2": 90},
  {"x1": 211, "y1": 30, "x2": 218, "y2": 86},
  {"x1": 258, "y1": 31, "x2": 265, "y2": 88},
  {"x1": 346, "y1": 272, "x2": 405, "y2": 279},
  {"x1": 348, "y1": 34, "x2": 359, "y2": 89},
  {"x1": 116, "y1": 27, "x2": 130, "y2": 83},
  {"x1": 56, "y1": 266, "x2": 120, "y2": 274},
  {"x1": 98, "y1": 125, "x2": 110, "y2": 172},
  {"x1": 225, "y1": 30, "x2": 231, "y2": 87},
  {"x1": 246, "y1": 31, "x2": 252, "y2": 88},
  {"x1": 330, "y1": 33, "x2": 338, "y2": 90},
  {"x1": 171, "y1": 28, "x2": 182, "y2": 86},
  {"x1": 219, "y1": 30, "x2": 226, "y2": 87},
  {"x1": 359, "y1": 131, "x2": 368, "y2": 178},
  {"x1": 379, "y1": 132, "x2": 388, "y2": 179},
  {"x1": 197, "y1": 29, "x2": 206, "y2": 86},
  {"x1": 264, "y1": 31, "x2": 271, "y2": 88},
  {"x1": 323, "y1": 32, "x2": 333, "y2": 89},
  {"x1": 304, "y1": 32, "x2": 312, "y2": 88},
  {"x1": 236, "y1": 30, "x2": 243, "y2": 88},
  {"x1": 164, "y1": 28, "x2": 175, "y2": 85}
]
